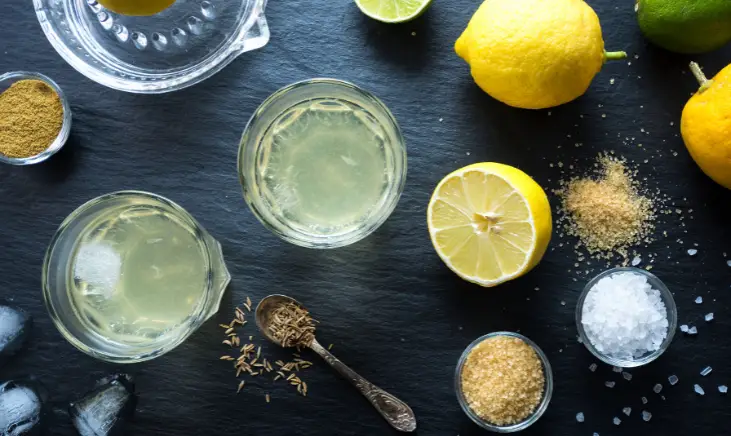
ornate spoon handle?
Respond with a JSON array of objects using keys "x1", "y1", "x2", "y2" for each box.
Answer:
[{"x1": 310, "y1": 339, "x2": 417, "y2": 432}]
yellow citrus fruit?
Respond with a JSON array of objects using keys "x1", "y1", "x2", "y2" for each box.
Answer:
[
  {"x1": 455, "y1": 0, "x2": 626, "y2": 109},
  {"x1": 681, "y1": 62, "x2": 731, "y2": 190},
  {"x1": 97, "y1": 0, "x2": 175, "y2": 16},
  {"x1": 427, "y1": 163, "x2": 552, "y2": 287}
]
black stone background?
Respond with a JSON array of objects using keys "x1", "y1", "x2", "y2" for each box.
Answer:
[{"x1": 1, "y1": 0, "x2": 730, "y2": 434}]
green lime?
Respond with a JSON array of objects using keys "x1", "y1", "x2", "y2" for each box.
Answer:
[
  {"x1": 355, "y1": 0, "x2": 432, "y2": 23},
  {"x1": 636, "y1": 0, "x2": 731, "y2": 54}
]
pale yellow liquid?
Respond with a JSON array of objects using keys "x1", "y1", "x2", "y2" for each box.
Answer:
[
  {"x1": 68, "y1": 204, "x2": 207, "y2": 346},
  {"x1": 259, "y1": 99, "x2": 391, "y2": 236}
]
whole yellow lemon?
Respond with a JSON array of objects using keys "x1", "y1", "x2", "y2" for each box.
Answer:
[
  {"x1": 455, "y1": 0, "x2": 626, "y2": 109},
  {"x1": 97, "y1": 0, "x2": 175, "y2": 16},
  {"x1": 681, "y1": 62, "x2": 731, "y2": 190}
]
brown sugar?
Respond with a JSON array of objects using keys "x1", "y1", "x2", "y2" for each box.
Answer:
[
  {"x1": 0, "y1": 79, "x2": 64, "y2": 158},
  {"x1": 557, "y1": 155, "x2": 655, "y2": 259},
  {"x1": 460, "y1": 335, "x2": 545, "y2": 426}
]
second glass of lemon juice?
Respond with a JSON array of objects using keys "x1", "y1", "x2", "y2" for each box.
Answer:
[{"x1": 239, "y1": 79, "x2": 407, "y2": 248}]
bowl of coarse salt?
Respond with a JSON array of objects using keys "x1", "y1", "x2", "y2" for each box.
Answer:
[{"x1": 576, "y1": 267, "x2": 677, "y2": 368}]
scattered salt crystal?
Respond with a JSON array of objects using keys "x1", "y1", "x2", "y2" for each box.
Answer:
[
  {"x1": 581, "y1": 272, "x2": 669, "y2": 361},
  {"x1": 695, "y1": 296, "x2": 703, "y2": 304},
  {"x1": 694, "y1": 384, "x2": 705, "y2": 395},
  {"x1": 641, "y1": 396, "x2": 648, "y2": 404},
  {"x1": 631, "y1": 256, "x2": 641, "y2": 266},
  {"x1": 593, "y1": 433, "x2": 599, "y2": 436},
  {"x1": 705, "y1": 313, "x2": 714, "y2": 322},
  {"x1": 613, "y1": 366, "x2": 623, "y2": 373},
  {"x1": 727, "y1": 260, "x2": 731, "y2": 267},
  {"x1": 613, "y1": 417, "x2": 621, "y2": 425},
  {"x1": 560, "y1": 301, "x2": 566, "y2": 306},
  {"x1": 653, "y1": 383, "x2": 662, "y2": 393},
  {"x1": 688, "y1": 249, "x2": 698, "y2": 256},
  {"x1": 688, "y1": 326, "x2": 698, "y2": 335},
  {"x1": 589, "y1": 363, "x2": 598, "y2": 372},
  {"x1": 576, "y1": 412, "x2": 585, "y2": 423},
  {"x1": 719, "y1": 385, "x2": 728, "y2": 394},
  {"x1": 642, "y1": 411, "x2": 652, "y2": 422},
  {"x1": 668, "y1": 375, "x2": 679, "y2": 385},
  {"x1": 605, "y1": 381, "x2": 616, "y2": 388},
  {"x1": 680, "y1": 325, "x2": 689, "y2": 333},
  {"x1": 622, "y1": 372, "x2": 632, "y2": 381},
  {"x1": 701, "y1": 366, "x2": 712, "y2": 376},
  {"x1": 622, "y1": 407, "x2": 631, "y2": 416}
]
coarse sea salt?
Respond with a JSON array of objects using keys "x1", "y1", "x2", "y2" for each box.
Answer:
[
  {"x1": 653, "y1": 383, "x2": 662, "y2": 393},
  {"x1": 581, "y1": 272, "x2": 668, "y2": 360},
  {"x1": 622, "y1": 407, "x2": 631, "y2": 416},
  {"x1": 576, "y1": 412, "x2": 585, "y2": 423},
  {"x1": 694, "y1": 384, "x2": 705, "y2": 395},
  {"x1": 695, "y1": 296, "x2": 703, "y2": 304},
  {"x1": 668, "y1": 375, "x2": 678, "y2": 385},
  {"x1": 613, "y1": 417, "x2": 621, "y2": 425},
  {"x1": 589, "y1": 363, "x2": 598, "y2": 372},
  {"x1": 701, "y1": 366, "x2": 712, "y2": 376},
  {"x1": 605, "y1": 381, "x2": 616, "y2": 388},
  {"x1": 719, "y1": 385, "x2": 728, "y2": 394},
  {"x1": 642, "y1": 411, "x2": 652, "y2": 422},
  {"x1": 705, "y1": 313, "x2": 714, "y2": 322}
]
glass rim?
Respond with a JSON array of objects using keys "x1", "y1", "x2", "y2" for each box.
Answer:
[
  {"x1": 454, "y1": 331, "x2": 554, "y2": 432},
  {"x1": 575, "y1": 267, "x2": 678, "y2": 368},
  {"x1": 41, "y1": 190, "x2": 214, "y2": 363},
  {"x1": 0, "y1": 71, "x2": 72, "y2": 165},
  {"x1": 237, "y1": 78, "x2": 407, "y2": 249}
]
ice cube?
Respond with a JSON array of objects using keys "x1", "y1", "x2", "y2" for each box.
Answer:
[
  {"x1": 680, "y1": 324, "x2": 689, "y2": 333},
  {"x1": 622, "y1": 407, "x2": 631, "y2": 416},
  {"x1": 0, "y1": 305, "x2": 31, "y2": 364},
  {"x1": 613, "y1": 417, "x2": 621, "y2": 425},
  {"x1": 719, "y1": 385, "x2": 728, "y2": 394},
  {"x1": 0, "y1": 380, "x2": 45, "y2": 435},
  {"x1": 653, "y1": 383, "x2": 662, "y2": 393},
  {"x1": 694, "y1": 384, "x2": 705, "y2": 395},
  {"x1": 576, "y1": 412, "x2": 584, "y2": 423},
  {"x1": 622, "y1": 372, "x2": 632, "y2": 381},
  {"x1": 642, "y1": 411, "x2": 652, "y2": 422},
  {"x1": 589, "y1": 363, "x2": 597, "y2": 372},
  {"x1": 70, "y1": 374, "x2": 136, "y2": 436},
  {"x1": 701, "y1": 366, "x2": 712, "y2": 376},
  {"x1": 695, "y1": 296, "x2": 703, "y2": 304},
  {"x1": 705, "y1": 313, "x2": 714, "y2": 322},
  {"x1": 668, "y1": 375, "x2": 679, "y2": 385}
]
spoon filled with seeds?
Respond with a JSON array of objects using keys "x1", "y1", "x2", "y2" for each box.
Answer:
[{"x1": 255, "y1": 294, "x2": 416, "y2": 432}]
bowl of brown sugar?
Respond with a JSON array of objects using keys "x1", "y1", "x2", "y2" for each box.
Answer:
[
  {"x1": 0, "y1": 71, "x2": 71, "y2": 165},
  {"x1": 455, "y1": 332, "x2": 553, "y2": 432}
]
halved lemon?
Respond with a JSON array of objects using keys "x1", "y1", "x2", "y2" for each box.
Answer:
[{"x1": 427, "y1": 163, "x2": 552, "y2": 287}]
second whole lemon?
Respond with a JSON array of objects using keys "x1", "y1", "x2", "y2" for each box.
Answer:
[
  {"x1": 681, "y1": 63, "x2": 731, "y2": 190},
  {"x1": 97, "y1": 0, "x2": 175, "y2": 16},
  {"x1": 455, "y1": 0, "x2": 626, "y2": 110}
]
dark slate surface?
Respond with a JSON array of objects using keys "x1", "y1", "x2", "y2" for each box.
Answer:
[{"x1": 2, "y1": 0, "x2": 731, "y2": 434}]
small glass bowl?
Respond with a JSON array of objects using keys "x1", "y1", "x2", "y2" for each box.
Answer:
[
  {"x1": 0, "y1": 72, "x2": 72, "y2": 165},
  {"x1": 455, "y1": 332, "x2": 553, "y2": 433},
  {"x1": 238, "y1": 78, "x2": 407, "y2": 249},
  {"x1": 576, "y1": 267, "x2": 677, "y2": 368}
]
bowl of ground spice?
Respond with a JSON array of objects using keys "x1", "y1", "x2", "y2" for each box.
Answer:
[
  {"x1": 0, "y1": 71, "x2": 71, "y2": 165},
  {"x1": 455, "y1": 332, "x2": 553, "y2": 432}
]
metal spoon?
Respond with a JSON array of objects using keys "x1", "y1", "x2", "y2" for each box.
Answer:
[{"x1": 255, "y1": 294, "x2": 417, "y2": 432}]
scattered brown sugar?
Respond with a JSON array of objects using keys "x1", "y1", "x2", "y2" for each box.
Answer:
[
  {"x1": 556, "y1": 155, "x2": 655, "y2": 259},
  {"x1": 460, "y1": 336, "x2": 545, "y2": 426}
]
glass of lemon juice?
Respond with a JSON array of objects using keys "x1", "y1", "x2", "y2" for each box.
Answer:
[
  {"x1": 43, "y1": 191, "x2": 231, "y2": 363},
  {"x1": 238, "y1": 79, "x2": 407, "y2": 248}
]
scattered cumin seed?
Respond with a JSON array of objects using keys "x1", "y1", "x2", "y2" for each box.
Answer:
[
  {"x1": 265, "y1": 393, "x2": 270, "y2": 403},
  {"x1": 220, "y1": 356, "x2": 234, "y2": 361},
  {"x1": 225, "y1": 327, "x2": 234, "y2": 334},
  {"x1": 237, "y1": 381, "x2": 245, "y2": 393},
  {"x1": 328, "y1": 344, "x2": 334, "y2": 350},
  {"x1": 223, "y1": 340, "x2": 232, "y2": 346},
  {"x1": 246, "y1": 296, "x2": 252, "y2": 308},
  {"x1": 219, "y1": 324, "x2": 230, "y2": 329}
]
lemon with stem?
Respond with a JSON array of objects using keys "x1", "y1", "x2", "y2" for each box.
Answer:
[
  {"x1": 455, "y1": 0, "x2": 626, "y2": 109},
  {"x1": 98, "y1": 0, "x2": 175, "y2": 16},
  {"x1": 681, "y1": 62, "x2": 731, "y2": 189}
]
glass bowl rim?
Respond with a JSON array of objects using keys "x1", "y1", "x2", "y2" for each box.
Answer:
[
  {"x1": 0, "y1": 71, "x2": 72, "y2": 165},
  {"x1": 41, "y1": 190, "x2": 215, "y2": 363},
  {"x1": 454, "y1": 331, "x2": 554, "y2": 432},
  {"x1": 237, "y1": 77, "x2": 408, "y2": 249},
  {"x1": 575, "y1": 266, "x2": 678, "y2": 368},
  {"x1": 33, "y1": 0, "x2": 269, "y2": 94}
]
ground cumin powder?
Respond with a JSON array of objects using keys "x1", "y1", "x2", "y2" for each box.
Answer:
[
  {"x1": 0, "y1": 79, "x2": 64, "y2": 158},
  {"x1": 461, "y1": 336, "x2": 545, "y2": 426}
]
